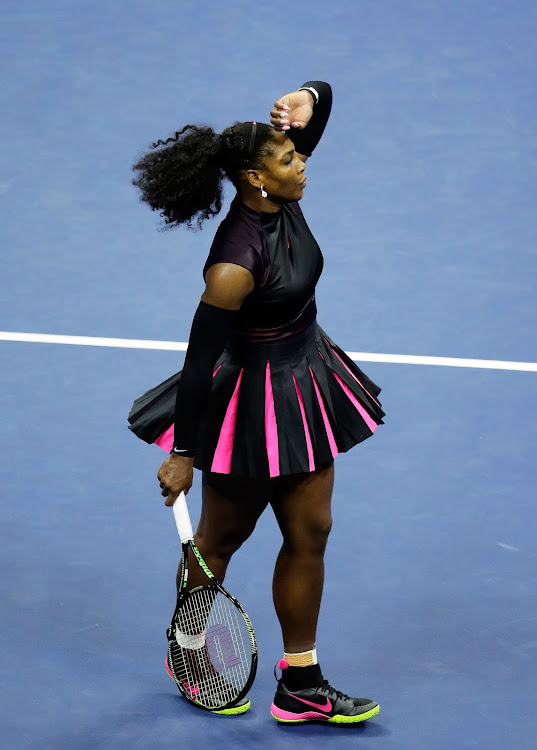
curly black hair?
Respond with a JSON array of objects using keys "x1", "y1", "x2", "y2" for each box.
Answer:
[{"x1": 132, "y1": 121, "x2": 278, "y2": 231}]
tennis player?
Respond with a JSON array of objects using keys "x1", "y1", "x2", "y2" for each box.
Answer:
[{"x1": 129, "y1": 81, "x2": 384, "y2": 724}]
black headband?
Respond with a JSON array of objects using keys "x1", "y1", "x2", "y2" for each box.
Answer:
[{"x1": 245, "y1": 121, "x2": 257, "y2": 165}]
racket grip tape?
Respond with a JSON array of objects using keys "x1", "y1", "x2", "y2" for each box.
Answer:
[{"x1": 172, "y1": 491, "x2": 194, "y2": 542}]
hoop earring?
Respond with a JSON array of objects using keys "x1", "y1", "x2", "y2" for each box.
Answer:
[{"x1": 260, "y1": 186, "x2": 268, "y2": 198}]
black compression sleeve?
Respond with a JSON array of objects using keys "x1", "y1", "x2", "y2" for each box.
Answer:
[
  {"x1": 173, "y1": 301, "x2": 238, "y2": 455},
  {"x1": 288, "y1": 81, "x2": 332, "y2": 158}
]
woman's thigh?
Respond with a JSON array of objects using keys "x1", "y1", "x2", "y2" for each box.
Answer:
[{"x1": 199, "y1": 472, "x2": 271, "y2": 550}]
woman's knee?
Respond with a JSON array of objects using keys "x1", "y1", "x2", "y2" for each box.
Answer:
[
  {"x1": 282, "y1": 511, "x2": 333, "y2": 557},
  {"x1": 274, "y1": 465, "x2": 334, "y2": 556},
  {"x1": 198, "y1": 471, "x2": 269, "y2": 560},
  {"x1": 196, "y1": 521, "x2": 257, "y2": 560}
]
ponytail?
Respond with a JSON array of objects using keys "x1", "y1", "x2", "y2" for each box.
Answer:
[{"x1": 132, "y1": 121, "x2": 277, "y2": 231}]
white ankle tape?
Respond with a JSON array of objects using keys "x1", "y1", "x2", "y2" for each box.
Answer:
[
  {"x1": 284, "y1": 647, "x2": 318, "y2": 666},
  {"x1": 175, "y1": 627, "x2": 205, "y2": 650}
]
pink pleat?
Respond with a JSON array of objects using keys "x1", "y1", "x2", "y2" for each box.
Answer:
[
  {"x1": 265, "y1": 362, "x2": 280, "y2": 477},
  {"x1": 155, "y1": 363, "x2": 223, "y2": 452},
  {"x1": 332, "y1": 371, "x2": 378, "y2": 433},
  {"x1": 323, "y1": 339, "x2": 381, "y2": 407},
  {"x1": 309, "y1": 367, "x2": 338, "y2": 459},
  {"x1": 292, "y1": 372, "x2": 315, "y2": 472},
  {"x1": 210, "y1": 369, "x2": 244, "y2": 473},
  {"x1": 155, "y1": 423, "x2": 174, "y2": 452}
]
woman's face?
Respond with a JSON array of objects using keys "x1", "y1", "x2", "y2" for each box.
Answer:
[{"x1": 255, "y1": 133, "x2": 307, "y2": 203}]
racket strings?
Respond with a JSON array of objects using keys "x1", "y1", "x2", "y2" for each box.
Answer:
[
  {"x1": 169, "y1": 586, "x2": 253, "y2": 709},
  {"x1": 175, "y1": 586, "x2": 216, "y2": 637}
]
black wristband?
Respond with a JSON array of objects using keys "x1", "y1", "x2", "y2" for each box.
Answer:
[
  {"x1": 170, "y1": 446, "x2": 196, "y2": 457},
  {"x1": 298, "y1": 86, "x2": 319, "y2": 106}
]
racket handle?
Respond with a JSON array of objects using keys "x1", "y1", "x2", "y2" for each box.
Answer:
[{"x1": 172, "y1": 491, "x2": 194, "y2": 542}]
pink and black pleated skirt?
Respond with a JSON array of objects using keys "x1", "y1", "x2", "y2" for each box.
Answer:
[{"x1": 128, "y1": 322, "x2": 385, "y2": 478}]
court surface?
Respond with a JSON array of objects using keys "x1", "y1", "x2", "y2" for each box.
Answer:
[{"x1": 1, "y1": 1, "x2": 536, "y2": 748}]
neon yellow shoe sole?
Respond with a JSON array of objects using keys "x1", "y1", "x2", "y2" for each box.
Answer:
[{"x1": 214, "y1": 700, "x2": 251, "y2": 715}]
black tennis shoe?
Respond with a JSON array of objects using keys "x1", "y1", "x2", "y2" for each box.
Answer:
[
  {"x1": 271, "y1": 676, "x2": 379, "y2": 724},
  {"x1": 166, "y1": 655, "x2": 250, "y2": 714},
  {"x1": 166, "y1": 625, "x2": 250, "y2": 715}
]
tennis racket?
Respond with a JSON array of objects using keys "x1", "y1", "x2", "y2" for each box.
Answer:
[{"x1": 166, "y1": 491, "x2": 258, "y2": 712}]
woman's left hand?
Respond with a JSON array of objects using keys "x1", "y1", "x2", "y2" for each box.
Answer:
[{"x1": 270, "y1": 90, "x2": 313, "y2": 132}]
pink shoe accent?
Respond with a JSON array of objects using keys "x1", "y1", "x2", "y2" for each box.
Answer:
[
  {"x1": 324, "y1": 339, "x2": 381, "y2": 407},
  {"x1": 271, "y1": 704, "x2": 329, "y2": 722},
  {"x1": 165, "y1": 658, "x2": 199, "y2": 698},
  {"x1": 292, "y1": 373, "x2": 315, "y2": 472},
  {"x1": 154, "y1": 364, "x2": 223, "y2": 452},
  {"x1": 309, "y1": 367, "x2": 338, "y2": 459},
  {"x1": 265, "y1": 362, "x2": 280, "y2": 477},
  {"x1": 210, "y1": 369, "x2": 244, "y2": 473},
  {"x1": 332, "y1": 371, "x2": 378, "y2": 433}
]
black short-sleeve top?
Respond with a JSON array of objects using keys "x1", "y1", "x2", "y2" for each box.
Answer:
[{"x1": 203, "y1": 197, "x2": 324, "y2": 341}]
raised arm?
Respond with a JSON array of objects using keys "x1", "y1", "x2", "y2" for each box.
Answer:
[
  {"x1": 157, "y1": 263, "x2": 254, "y2": 506},
  {"x1": 270, "y1": 81, "x2": 332, "y2": 161}
]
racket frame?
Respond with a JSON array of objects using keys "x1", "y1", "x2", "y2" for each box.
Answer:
[{"x1": 167, "y1": 492, "x2": 258, "y2": 712}]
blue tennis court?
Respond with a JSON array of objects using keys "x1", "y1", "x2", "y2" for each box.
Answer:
[{"x1": 2, "y1": 1, "x2": 536, "y2": 748}]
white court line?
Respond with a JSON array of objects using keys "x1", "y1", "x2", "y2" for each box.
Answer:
[
  {"x1": 0, "y1": 331, "x2": 187, "y2": 352},
  {"x1": 1, "y1": 331, "x2": 536, "y2": 372}
]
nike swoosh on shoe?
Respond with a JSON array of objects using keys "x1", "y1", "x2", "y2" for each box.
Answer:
[{"x1": 291, "y1": 695, "x2": 332, "y2": 713}]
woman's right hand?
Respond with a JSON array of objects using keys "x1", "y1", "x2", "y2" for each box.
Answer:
[
  {"x1": 270, "y1": 90, "x2": 314, "y2": 132},
  {"x1": 157, "y1": 454, "x2": 194, "y2": 507}
]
